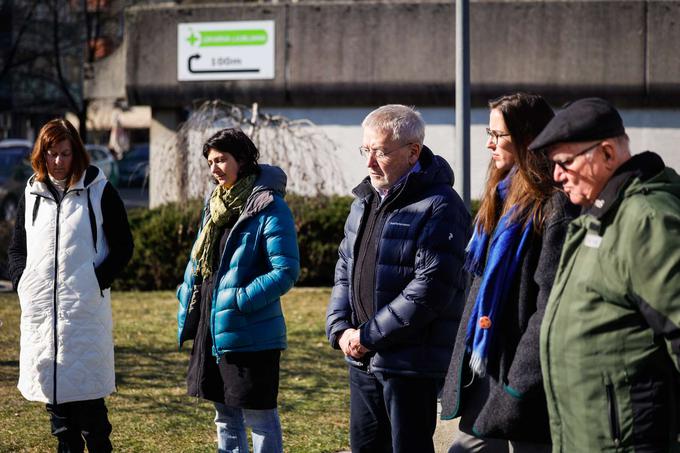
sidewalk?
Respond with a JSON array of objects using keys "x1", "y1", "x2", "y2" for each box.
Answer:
[{"x1": 434, "y1": 410, "x2": 458, "y2": 453}]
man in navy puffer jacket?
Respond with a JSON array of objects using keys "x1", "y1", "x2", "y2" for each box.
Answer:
[{"x1": 326, "y1": 104, "x2": 471, "y2": 452}]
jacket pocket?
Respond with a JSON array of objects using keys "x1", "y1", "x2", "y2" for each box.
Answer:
[
  {"x1": 605, "y1": 375, "x2": 622, "y2": 447},
  {"x1": 182, "y1": 282, "x2": 202, "y2": 342},
  {"x1": 629, "y1": 370, "x2": 672, "y2": 446}
]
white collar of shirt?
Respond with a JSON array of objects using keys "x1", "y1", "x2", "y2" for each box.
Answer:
[
  {"x1": 375, "y1": 161, "x2": 421, "y2": 200},
  {"x1": 49, "y1": 174, "x2": 68, "y2": 194}
]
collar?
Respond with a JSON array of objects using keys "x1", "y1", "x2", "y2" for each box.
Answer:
[
  {"x1": 49, "y1": 174, "x2": 68, "y2": 193},
  {"x1": 375, "y1": 161, "x2": 422, "y2": 200},
  {"x1": 584, "y1": 151, "x2": 665, "y2": 219}
]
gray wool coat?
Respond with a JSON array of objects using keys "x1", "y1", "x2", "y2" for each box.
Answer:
[{"x1": 440, "y1": 191, "x2": 578, "y2": 443}]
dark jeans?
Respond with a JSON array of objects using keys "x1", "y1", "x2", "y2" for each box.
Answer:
[
  {"x1": 45, "y1": 398, "x2": 112, "y2": 453},
  {"x1": 348, "y1": 365, "x2": 441, "y2": 453}
]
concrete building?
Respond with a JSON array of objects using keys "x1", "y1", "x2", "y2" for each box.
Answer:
[{"x1": 91, "y1": 1, "x2": 680, "y2": 204}]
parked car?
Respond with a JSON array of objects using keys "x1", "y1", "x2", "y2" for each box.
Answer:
[
  {"x1": 0, "y1": 139, "x2": 33, "y2": 222},
  {"x1": 85, "y1": 144, "x2": 119, "y2": 187},
  {"x1": 118, "y1": 143, "x2": 149, "y2": 188}
]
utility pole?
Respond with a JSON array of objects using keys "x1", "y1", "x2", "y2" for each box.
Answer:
[{"x1": 455, "y1": 0, "x2": 471, "y2": 209}]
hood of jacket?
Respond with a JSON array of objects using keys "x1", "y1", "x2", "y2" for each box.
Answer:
[
  {"x1": 352, "y1": 146, "x2": 455, "y2": 200},
  {"x1": 28, "y1": 165, "x2": 106, "y2": 198},
  {"x1": 584, "y1": 151, "x2": 680, "y2": 219},
  {"x1": 242, "y1": 164, "x2": 287, "y2": 218}
]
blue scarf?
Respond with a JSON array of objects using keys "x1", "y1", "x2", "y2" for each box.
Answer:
[{"x1": 464, "y1": 174, "x2": 533, "y2": 377}]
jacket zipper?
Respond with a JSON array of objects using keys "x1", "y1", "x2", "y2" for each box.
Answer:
[
  {"x1": 364, "y1": 189, "x2": 405, "y2": 371},
  {"x1": 367, "y1": 206, "x2": 390, "y2": 371},
  {"x1": 348, "y1": 197, "x2": 369, "y2": 324},
  {"x1": 208, "y1": 201, "x2": 255, "y2": 362},
  {"x1": 50, "y1": 188, "x2": 80, "y2": 403},
  {"x1": 366, "y1": 196, "x2": 398, "y2": 372},
  {"x1": 51, "y1": 195, "x2": 62, "y2": 404},
  {"x1": 605, "y1": 379, "x2": 622, "y2": 447}
]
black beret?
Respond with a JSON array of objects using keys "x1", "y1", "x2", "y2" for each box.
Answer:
[{"x1": 528, "y1": 97, "x2": 625, "y2": 151}]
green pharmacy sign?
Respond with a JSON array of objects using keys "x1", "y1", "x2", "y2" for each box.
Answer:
[{"x1": 178, "y1": 20, "x2": 275, "y2": 81}]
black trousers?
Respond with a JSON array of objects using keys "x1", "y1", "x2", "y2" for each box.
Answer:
[
  {"x1": 348, "y1": 366, "x2": 441, "y2": 453},
  {"x1": 45, "y1": 398, "x2": 112, "y2": 453}
]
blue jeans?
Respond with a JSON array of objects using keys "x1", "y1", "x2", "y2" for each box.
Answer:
[
  {"x1": 214, "y1": 403, "x2": 283, "y2": 453},
  {"x1": 348, "y1": 366, "x2": 441, "y2": 453}
]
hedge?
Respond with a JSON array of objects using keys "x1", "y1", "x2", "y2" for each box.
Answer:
[
  {"x1": 112, "y1": 199, "x2": 204, "y2": 291},
  {"x1": 1, "y1": 196, "x2": 478, "y2": 291},
  {"x1": 112, "y1": 194, "x2": 353, "y2": 290}
]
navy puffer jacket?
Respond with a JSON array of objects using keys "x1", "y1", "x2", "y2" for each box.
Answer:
[{"x1": 326, "y1": 147, "x2": 471, "y2": 377}]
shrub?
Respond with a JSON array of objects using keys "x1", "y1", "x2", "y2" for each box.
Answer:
[
  {"x1": 113, "y1": 195, "x2": 352, "y2": 290},
  {"x1": 110, "y1": 194, "x2": 473, "y2": 291},
  {"x1": 286, "y1": 194, "x2": 352, "y2": 286},
  {"x1": 113, "y1": 200, "x2": 203, "y2": 291},
  {"x1": 1, "y1": 195, "x2": 475, "y2": 291}
]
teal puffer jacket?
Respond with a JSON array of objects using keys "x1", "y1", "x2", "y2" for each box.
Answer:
[{"x1": 177, "y1": 165, "x2": 300, "y2": 355}]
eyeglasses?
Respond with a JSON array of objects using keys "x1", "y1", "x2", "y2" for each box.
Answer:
[
  {"x1": 553, "y1": 142, "x2": 601, "y2": 171},
  {"x1": 485, "y1": 128, "x2": 511, "y2": 145},
  {"x1": 358, "y1": 142, "x2": 412, "y2": 160}
]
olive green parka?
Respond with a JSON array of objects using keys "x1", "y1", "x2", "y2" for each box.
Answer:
[{"x1": 540, "y1": 152, "x2": 680, "y2": 453}]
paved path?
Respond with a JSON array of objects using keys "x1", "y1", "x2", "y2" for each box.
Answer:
[{"x1": 434, "y1": 410, "x2": 459, "y2": 453}]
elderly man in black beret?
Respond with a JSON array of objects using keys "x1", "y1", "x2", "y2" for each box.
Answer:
[{"x1": 529, "y1": 97, "x2": 680, "y2": 452}]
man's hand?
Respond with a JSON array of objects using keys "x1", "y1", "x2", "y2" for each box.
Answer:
[{"x1": 339, "y1": 328, "x2": 369, "y2": 359}]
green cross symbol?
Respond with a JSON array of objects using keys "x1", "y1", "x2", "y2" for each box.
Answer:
[{"x1": 187, "y1": 32, "x2": 198, "y2": 46}]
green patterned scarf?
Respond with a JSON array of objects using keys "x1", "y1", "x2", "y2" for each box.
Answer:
[{"x1": 191, "y1": 174, "x2": 257, "y2": 278}]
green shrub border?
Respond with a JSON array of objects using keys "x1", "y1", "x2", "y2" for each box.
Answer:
[
  {"x1": 113, "y1": 194, "x2": 354, "y2": 290},
  {"x1": 1, "y1": 196, "x2": 478, "y2": 290}
]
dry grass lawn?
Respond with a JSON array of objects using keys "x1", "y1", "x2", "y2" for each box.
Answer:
[{"x1": 0, "y1": 288, "x2": 349, "y2": 452}]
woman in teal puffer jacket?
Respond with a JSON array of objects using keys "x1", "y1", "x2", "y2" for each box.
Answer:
[{"x1": 177, "y1": 128, "x2": 300, "y2": 453}]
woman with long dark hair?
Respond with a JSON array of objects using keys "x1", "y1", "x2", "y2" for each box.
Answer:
[
  {"x1": 8, "y1": 118, "x2": 133, "y2": 452},
  {"x1": 177, "y1": 128, "x2": 299, "y2": 453},
  {"x1": 441, "y1": 93, "x2": 578, "y2": 452}
]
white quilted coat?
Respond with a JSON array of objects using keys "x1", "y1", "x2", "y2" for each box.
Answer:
[{"x1": 17, "y1": 169, "x2": 115, "y2": 404}]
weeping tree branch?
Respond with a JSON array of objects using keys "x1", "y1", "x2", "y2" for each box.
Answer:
[{"x1": 153, "y1": 101, "x2": 348, "y2": 205}]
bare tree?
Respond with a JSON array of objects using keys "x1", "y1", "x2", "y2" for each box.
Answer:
[{"x1": 0, "y1": 0, "x2": 113, "y2": 141}]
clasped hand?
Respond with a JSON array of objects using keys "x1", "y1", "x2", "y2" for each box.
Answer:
[{"x1": 339, "y1": 328, "x2": 369, "y2": 359}]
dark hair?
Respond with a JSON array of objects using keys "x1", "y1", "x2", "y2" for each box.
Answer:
[
  {"x1": 202, "y1": 128, "x2": 260, "y2": 178},
  {"x1": 477, "y1": 93, "x2": 556, "y2": 234},
  {"x1": 31, "y1": 118, "x2": 90, "y2": 186}
]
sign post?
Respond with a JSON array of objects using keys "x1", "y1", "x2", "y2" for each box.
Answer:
[{"x1": 455, "y1": 0, "x2": 471, "y2": 209}]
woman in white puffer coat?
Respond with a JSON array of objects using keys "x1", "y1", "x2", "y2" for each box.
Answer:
[{"x1": 8, "y1": 119, "x2": 133, "y2": 452}]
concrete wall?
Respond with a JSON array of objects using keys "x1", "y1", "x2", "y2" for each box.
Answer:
[
  {"x1": 648, "y1": 1, "x2": 680, "y2": 98},
  {"x1": 123, "y1": 1, "x2": 680, "y2": 205},
  {"x1": 125, "y1": 1, "x2": 680, "y2": 108},
  {"x1": 145, "y1": 105, "x2": 680, "y2": 205},
  {"x1": 266, "y1": 106, "x2": 680, "y2": 198}
]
